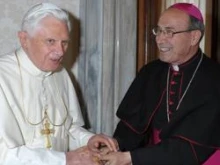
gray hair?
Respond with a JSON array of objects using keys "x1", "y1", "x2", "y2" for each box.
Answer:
[
  {"x1": 188, "y1": 16, "x2": 205, "y2": 42},
  {"x1": 21, "y1": 3, "x2": 71, "y2": 35}
]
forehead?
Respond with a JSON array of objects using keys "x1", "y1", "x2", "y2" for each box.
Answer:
[
  {"x1": 32, "y1": 16, "x2": 69, "y2": 39},
  {"x1": 158, "y1": 8, "x2": 190, "y2": 29}
]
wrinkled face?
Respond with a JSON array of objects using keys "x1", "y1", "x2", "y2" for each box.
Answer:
[
  {"x1": 155, "y1": 8, "x2": 200, "y2": 65},
  {"x1": 18, "y1": 16, "x2": 70, "y2": 71}
]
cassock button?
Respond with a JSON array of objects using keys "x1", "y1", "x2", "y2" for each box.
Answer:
[
  {"x1": 169, "y1": 101, "x2": 174, "y2": 105},
  {"x1": 170, "y1": 81, "x2": 177, "y2": 85},
  {"x1": 173, "y1": 71, "x2": 179, "y2": 76}
]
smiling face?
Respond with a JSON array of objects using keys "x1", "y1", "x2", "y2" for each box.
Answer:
[
  {"x1": 18, "y1": 16, "x2": 70, "y2": 72},
  {"x1": 156, "y1": 8, "x2": 201, "y2": 65}
]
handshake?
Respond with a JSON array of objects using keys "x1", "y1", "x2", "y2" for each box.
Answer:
[{"x1": 66, "y1": 134, "x2": 132, "y2": 165}]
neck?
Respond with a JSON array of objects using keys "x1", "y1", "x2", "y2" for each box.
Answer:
[{"x1": 172, "y1": 48, "x2": 200, "y2": 66}]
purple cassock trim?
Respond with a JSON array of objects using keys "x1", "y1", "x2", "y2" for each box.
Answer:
[{"x1": 203, "y1": 150, "x2": 220, "y2": 165}]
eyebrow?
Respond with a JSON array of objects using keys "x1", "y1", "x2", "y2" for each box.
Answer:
[{"x1": 157, "y1": 26, "x2": 175, "y2": 29}]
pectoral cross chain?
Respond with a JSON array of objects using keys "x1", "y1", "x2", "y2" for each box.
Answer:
[{"x1": 41, "y1": 119, "x2": 54, "y2": 148}]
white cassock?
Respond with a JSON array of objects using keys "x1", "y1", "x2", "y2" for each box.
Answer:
[{"x1": 0, "y1": 48, "x2": 94, "y2": 165}]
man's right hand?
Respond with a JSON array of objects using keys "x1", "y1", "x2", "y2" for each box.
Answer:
[
  {"x1": 66, "y1": 146, "x2": 103, "y2": 165},
  {"x1": 87, "y1": 134, "x2": 119, "y2": 153}
]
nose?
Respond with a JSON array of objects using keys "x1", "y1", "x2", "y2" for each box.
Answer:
[
  {"x1": 55, "y1": 42, "x2": 66, "y2": 56},
  {"x1": 155, "y1": 32, "x2": 167, "y2": 44}
]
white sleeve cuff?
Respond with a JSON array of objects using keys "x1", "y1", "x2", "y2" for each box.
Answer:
[
  {"x1": 68, "y1": 126, "x2": 94, "y2": 150},
  {"x1": 3, "y1": 146, "x2": 66, "y2": 165}
]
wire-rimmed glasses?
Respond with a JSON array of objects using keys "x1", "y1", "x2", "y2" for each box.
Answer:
[{"x1": 152, "y1": 27, "x2": 196, "y2": 38}]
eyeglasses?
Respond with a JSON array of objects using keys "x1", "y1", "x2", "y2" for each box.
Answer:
[{"x1": 152, "y1": 27, "x2": 196, "y2": 38}]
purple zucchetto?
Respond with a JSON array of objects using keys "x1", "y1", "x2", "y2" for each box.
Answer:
[{"x1": 170, "y1": 3, "x2": 203, "y2": 23}]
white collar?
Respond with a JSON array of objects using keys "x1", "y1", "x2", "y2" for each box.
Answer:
[{"x1": 172, "y1": 64, "x2": 179, "y2": 71}]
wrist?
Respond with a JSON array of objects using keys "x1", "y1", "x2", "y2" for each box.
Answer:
[
  {"x1": 113, "y1": 138, "x2": 120, "y2": 151},
  {"x1": 65, "y1": 152, "x2": 70, "y2": 165},
  {"x1": 123, "y1": 152, "x2": 132, "y2": 164}
]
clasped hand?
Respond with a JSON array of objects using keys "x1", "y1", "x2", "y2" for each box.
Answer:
[{"x1": 87, "y1": 134, "x2": 132, "y2": 165}]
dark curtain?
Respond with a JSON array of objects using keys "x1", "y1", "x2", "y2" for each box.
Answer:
[
  {"x1": 137, "y1": 0, "x2": 161, "y2": 72},
  {"x1": 211, "y1": 0, "x2": 220, "y2": 63}
]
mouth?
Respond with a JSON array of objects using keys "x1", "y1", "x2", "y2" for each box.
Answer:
[
  {"x1": 159, "y1": 47, "x2": 171, "y2": 53},
  {"x1": 50, "y1": 57, "x2": 62, "y2": 64},
  {"x1": 50, "y1": 53, "x2": 63, "y2": 61},
  {"x1": 51, "y1": 57, "x2": 60, "y2": 61}
]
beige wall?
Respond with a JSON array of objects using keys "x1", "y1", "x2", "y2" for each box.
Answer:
[
  {"x1": 0, "y1": 0, "x2": 80, "y2": 77},
  {"x1": 0, "y1": 0, "x2": 79, "y2": 55}
]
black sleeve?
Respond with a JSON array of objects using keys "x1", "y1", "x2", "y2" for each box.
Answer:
[
  {"x1": 132, "y1": 138, "x2": 216, "y2": 165},
  {"x1": 113, "y1": 120, "x2": 150, "y2": 151},
  {"x1": 114, "y1": 121, "x2": 215, "y2": 165}
]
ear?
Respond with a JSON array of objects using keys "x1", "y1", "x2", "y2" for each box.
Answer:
[
  {"x1": 18, "y1": 31, "x2": 28, "y2": 49},
  {"x1": 191, "y1": 30, "x2": 202, "y2": 46}
]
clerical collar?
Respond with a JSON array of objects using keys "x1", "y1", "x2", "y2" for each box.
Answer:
[
  {"x1": 172, "y1": 65, "x2": 179, "y2": 71},
  {"x1": 170, "y1": 49, "x2": 201, "y2": 72},
  {"x1": 15, "y1": 47, "x2": 52, "y2": 77}
]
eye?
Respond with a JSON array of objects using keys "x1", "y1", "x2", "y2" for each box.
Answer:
[
  {"x1": 46, "y1": 39, "x2": 56, "y2": 45},
  {"x1": 62, "y1": 40, "x2": 69, "y2": 47},
  {"x1": 165, "y1": 29, "x2": 173, "y2": 35}
]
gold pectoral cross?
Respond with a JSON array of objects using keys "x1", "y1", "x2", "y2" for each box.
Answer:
[{"x1": 41, "y1": 119, "x2": 54, "y2": 148}]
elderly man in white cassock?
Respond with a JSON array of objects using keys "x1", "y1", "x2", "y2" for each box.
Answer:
[{"x1": 0, "y1": 2, "x2": 117, "y2": 165}]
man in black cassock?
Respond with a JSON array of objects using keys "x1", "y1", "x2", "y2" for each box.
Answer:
[{"x1": 100, "y1": 2, "x2": 220, "y2": 165}]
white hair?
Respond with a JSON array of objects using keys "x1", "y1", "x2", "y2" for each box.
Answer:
[{"x1": 21, "y1": 3, "x2": 71, "y2": 35}]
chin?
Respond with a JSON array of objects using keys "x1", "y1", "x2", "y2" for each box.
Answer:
[
  {"x1": 42, "y1": 65, "x2": 61, "y2": 72},
  {"x1": 159, "y1": 55, "x2": 167, "y2": 62},
  {"x1": 53, "y1": 65, "x2": 63, "y2": 71},
  {"x1": 50, "y1": 62, "x2": 62, "y2": 70},
  {"x1": 159, "y1": 52, "x2": 173, "y2": 62}
]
